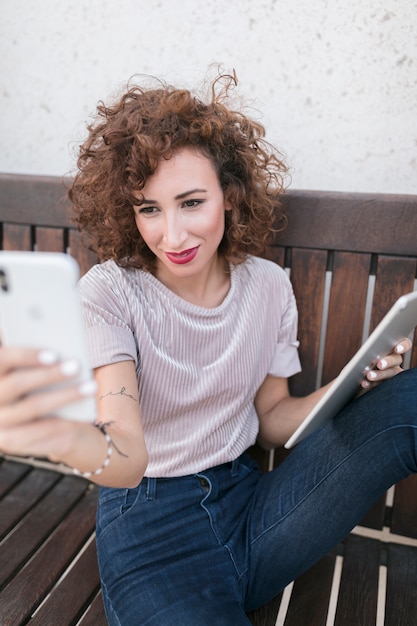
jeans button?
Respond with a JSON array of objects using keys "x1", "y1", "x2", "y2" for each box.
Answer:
[{"x1": 199, "y1": 477, "x2": 209, "y2": 493}]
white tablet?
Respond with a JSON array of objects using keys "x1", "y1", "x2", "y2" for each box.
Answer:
[{"x1": 285, "y1": 290, "x2": 417, "y2": 449}]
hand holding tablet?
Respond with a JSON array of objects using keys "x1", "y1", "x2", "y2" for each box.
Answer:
[{"x1": 285, "y1": 291, "x2": 417, "y2": 449}]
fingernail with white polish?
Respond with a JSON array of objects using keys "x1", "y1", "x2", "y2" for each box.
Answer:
[
  {"x1": 79, "y1": 380, "x2": 97, "y2": 396},
  {"x1": 396, "y1": 344, "x2": 405, "y2": 353},
  {"x1": 368, "y1": 371, "x2": 377, "y2": 380},
  {"x1": 379, "y1": 359, "x2": 388, "y2": 369},
  {"x1": 38, "y1": 350, "x2": 59, "y2": 365},
  {"x1": 60, "y1": 359, "x2": 80, "y2": 377}
]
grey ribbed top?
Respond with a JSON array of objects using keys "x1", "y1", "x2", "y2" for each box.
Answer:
[{"x1": 79, "y1": 255, "x2": 301, "y2": 477}]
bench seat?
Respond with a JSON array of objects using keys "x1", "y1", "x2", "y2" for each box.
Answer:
[{"x1": 2, "y1": 457, "x2": 417, "y2": 625}]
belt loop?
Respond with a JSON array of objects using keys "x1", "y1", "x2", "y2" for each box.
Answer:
[
  {"x1": 231, "y1": 458, "x2": 240, "y2": 477},
  {"x1": 146, "y1": 477, "x2": 157, "y2": 501}
]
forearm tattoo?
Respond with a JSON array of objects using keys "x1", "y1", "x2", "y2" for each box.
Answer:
[
  {"x1": 96, "y1": 386, "x2": 138, "y2": 459},
  {"x1": 100, "y1": 386, "x2": 137, "y2": 402}
]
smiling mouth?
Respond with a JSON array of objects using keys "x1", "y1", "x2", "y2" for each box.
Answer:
[{"x1": 164, "y1": 246, "x2": 199, "y2": 265}]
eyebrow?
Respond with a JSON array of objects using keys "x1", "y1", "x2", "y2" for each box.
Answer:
[{"x1": 140, "y1": 188, "x2": 208, "y2": 204}]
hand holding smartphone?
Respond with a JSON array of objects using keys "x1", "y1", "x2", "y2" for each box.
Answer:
[{"x1": 0, "y1": 251, "x2": 97, "y2": 422}]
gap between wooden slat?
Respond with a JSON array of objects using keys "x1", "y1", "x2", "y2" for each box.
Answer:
[
  {"x1": 31, "y1": 532, "x2": 97, "y2": 618},
  {"x1": 351, "y1": 525, "x2": 417, "y2": 547},
  {"x1": 325, "y1": 555, "x2": 343, "y2": 626},
  {"x1": 361, "y1": 275, "x2": 375, "y2": 344},
  {"x1": 315, "y1": 270, "x2": 332, "y2": 390},
  {"x1": 376, "y1": 565, "x2": 387, "y2": 626},
  {"x1": 275, "y1": 581, "x2": 294, "y2": 626}
]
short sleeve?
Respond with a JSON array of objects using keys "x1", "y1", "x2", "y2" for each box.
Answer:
[
  {"x1": 268, "y1": 276, "x2": 302, "y2": 378},
  {"x1": 78, "y1": 265, "x2": 138, "y2": 369}
]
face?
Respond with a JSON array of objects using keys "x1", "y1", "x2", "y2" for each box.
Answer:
[{"x1": 133, "y1": 146, "x2": 230, "y2": 287}]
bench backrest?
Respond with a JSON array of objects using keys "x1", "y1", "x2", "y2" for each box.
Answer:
[
  {"x1": 1, "y1": 173, "x2": 417, "y2": 399},
  {"x1": 272, "y1": 190, "x2": 417, "y2": 394}
]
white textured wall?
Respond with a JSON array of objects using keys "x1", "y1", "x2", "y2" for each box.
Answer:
[{"x1": 1, "y1": 0, "x2": 416, "y2": 193}]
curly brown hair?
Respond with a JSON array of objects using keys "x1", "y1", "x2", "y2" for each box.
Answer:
[{"x1": 69, "y1": 72, "x2": 288, "y2": 271}]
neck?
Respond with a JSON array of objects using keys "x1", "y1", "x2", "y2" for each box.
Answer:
[{"x1": 155, "y1": 255, "x2": 230, "y2": 308}]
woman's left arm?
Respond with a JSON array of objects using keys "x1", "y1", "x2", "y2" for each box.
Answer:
[{"x1": 255, "y1": 339, "x2": 412, "y2": 449}]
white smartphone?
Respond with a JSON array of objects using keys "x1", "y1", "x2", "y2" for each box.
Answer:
[{"x1": 0, "y1": 251, "x2": 96, "y2": 422}]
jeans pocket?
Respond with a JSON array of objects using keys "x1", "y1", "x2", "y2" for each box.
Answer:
[
  {"x1": 96, "y1": 486, "x2": 140, "y2": 538},
  {"x1": 238, "y1": 453, "x2": 259, "y2": 475}
]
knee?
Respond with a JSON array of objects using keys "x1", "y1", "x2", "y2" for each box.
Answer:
[
  {"x1": 353, "y1": 367, "x2": 417, "y2": 426},
  {"x1": 389, "y1": 366, "x2": 417, "y2": 394},
  {"x1": 371, "y1": 366, "x2": 417, "y2": 425}
]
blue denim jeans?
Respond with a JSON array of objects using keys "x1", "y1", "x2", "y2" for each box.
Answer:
[{"x1": 96, "y1": 368, "x2": 417, "y2": 625}]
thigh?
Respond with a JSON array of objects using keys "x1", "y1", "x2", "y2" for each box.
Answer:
[
  {"x1": 102, "y1": 567, "x2": 251, "y2": 626},
  {"x1": 245, "y1": 368, "x2": 417, "y2": 611},
  {"x1": 96, "y1": 477, "x2": 252, "y2": 626}
]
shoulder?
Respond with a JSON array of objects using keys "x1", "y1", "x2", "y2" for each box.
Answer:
[
  {"x1": 80, "y1": 260, "x2": 136, "y2": 288},
  {"x1": 81, "y1": 259, "x2": 126, "y2": 281},
  {"x1": 79, "y1": 260, "x2": 143, "y2": 304},
  {"x1": 234, "y1": 256, "x2": 296, "y2": 317},
  {"x1": 236, "y1": 255, "x2": 291, "y2": 289}
]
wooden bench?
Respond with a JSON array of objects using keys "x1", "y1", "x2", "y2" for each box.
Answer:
[{"x1": 1, "y1": 172, "x2": 417, "y2": 625}]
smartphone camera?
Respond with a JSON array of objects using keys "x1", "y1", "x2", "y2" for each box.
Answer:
[{"x1": 0, "y1": 269, "x2": 9, "y2": 292}]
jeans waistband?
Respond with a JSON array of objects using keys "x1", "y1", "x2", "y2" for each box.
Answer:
[{"x1": 139, "y1": 454, "x2": 251, "y2": 500}]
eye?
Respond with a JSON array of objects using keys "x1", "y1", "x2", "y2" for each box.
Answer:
[
  {"x1": 138, "y1": 206, "x2": 159, "y2": 215},
  {"x1": 182, "y1": 199, "x2": 202, "y2": 209}
]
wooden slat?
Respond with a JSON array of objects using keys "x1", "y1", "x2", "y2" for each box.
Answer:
[
  {"x1": 2, "y1": 223, "x2": 32, "y2": 250},
  {"x1": 410, "y1": 331, "x2": 417, "y2": 369},
  {"x1": 247, "y1": 593, "x2": 282, "y2": 626},
  {"x1": 278, "y1": 191, "x2": 417, "y2": 256},
  {"x1": 369, "y1": 258, "x2": 417, "y2": 439},
  {"x1": 0, "y1": 474, "x2": 92, "y2": 589},
  {"x1": 35, "y1": 226, "x2": 66, "y2": 252},
  {"x1": 370, "y1": 256, "x2": 417, "y2": 331},
  {"x1": 334, "y1": 535, "x2": 380, "y2": 626},
  {"x1": 0, "y1": 483, "x2": 98, "y2": 624},
  {"x1": 284, "y1": 547, "x2": 338, "y2": 626},
  {"x1": 247, "y1": 443, "x2": 271, "y2": 473},
  {"x1": 265, "y1": 244, "x2": 285, "y2": 268},
  {"x1": 78, "y1": 592, "x2": 107, "y2": 626},
  {"x1": 385, "y1": 543, "x2": 417, "y2": 625},
  {"x1": 0, "y1": 458, "x2": 32, "y2": 499},
  {"x1": 0, "y1": 466, "x2": 60, "y2": 540},
  {"x1": 321, "y1": 252, "x2": 371, "y2": 385},
  {"x1": 68, "y1": 229, "x2": 98, "y2": 277},
  {"x1": 358, "y1": 495, "x2": 387, "y2": 531},
  {"x1": 29, "y1": 539, "x2": 101, "y2": 625},
  {"x1": 289, "y1": 248, "x2": 328, "y2": 395},
  {"x1": 0, "y1": 173, "x2": 73, "y2": 227},
  {"x1": 391, "y1": 474, "x2": 417, "y2": 538}
]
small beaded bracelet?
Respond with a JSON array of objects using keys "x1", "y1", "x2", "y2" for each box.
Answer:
[{"x1": 72, "y1": 424, "x2": 113, "y2": 479}]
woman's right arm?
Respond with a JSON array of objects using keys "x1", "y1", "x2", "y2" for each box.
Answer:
[{"x1": 0, "y1": 348, "x2": 148, "y2": 488}]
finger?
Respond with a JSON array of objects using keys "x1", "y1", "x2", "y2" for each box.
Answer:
[
  {"x1": 0, "y1": 416, "x2": 75, "y2": 458},
  {"x1": 360, "y1": 378, "x2": 374, "y2": 389},
  {"x1": 376, "y1": 354, "x2": 404, "y2": 371},
  {"x1": 394, "y1": 338, "x2": 412, "y2": 354},
  {"x1": 366, "y1": 364, "x2": 403, "y2": 383},
  {"x1": 0, "y1": 359, "x2": 82, "y2": 406},
  {"x1": 0, "y1": 347, "x2": 59, "y2": 375},
  {"x1": 0, "y1": 377, "x2": 97, "y2": 426}
]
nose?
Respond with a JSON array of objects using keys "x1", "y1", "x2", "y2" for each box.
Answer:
[{"x1": 162, "y1": 212, "x2": 187, "y2": 250}]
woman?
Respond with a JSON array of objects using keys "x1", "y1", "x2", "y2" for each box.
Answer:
[{"x1": 0, "y1": 74, "x2": 414, "y2": 625}]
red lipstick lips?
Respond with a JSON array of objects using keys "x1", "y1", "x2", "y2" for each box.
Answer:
[{"x1": 165, "y1": 246, "x2": 199, "y2": 265}]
